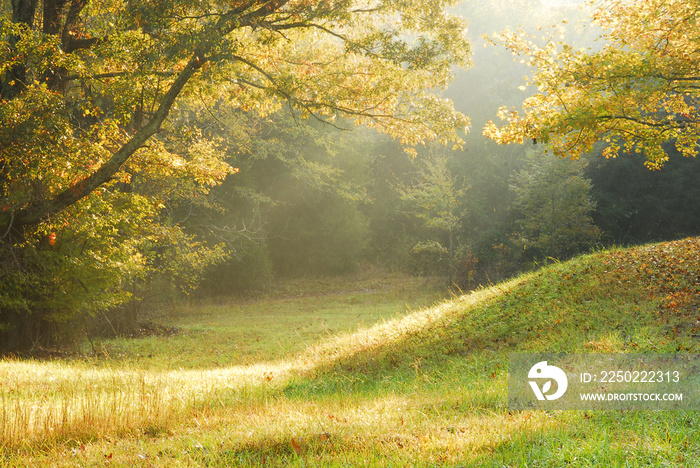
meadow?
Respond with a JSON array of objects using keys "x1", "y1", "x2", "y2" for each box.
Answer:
[{"x1": 2, "y1": 240, "x2": 700, "y2": 467}]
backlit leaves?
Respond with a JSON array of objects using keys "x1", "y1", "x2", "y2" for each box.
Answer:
[{"x1": 484, "y1": 0, "x2": 700, "y2": 169}]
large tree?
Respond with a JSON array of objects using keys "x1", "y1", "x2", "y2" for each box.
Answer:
[
  {"x1": 2, "y1": 0, "x2": 470, "y2": 230},
  {"x1": 0, "y1": 0, "x2": 470, "y2": 349},
  {"x1": 484, "y1": 0, "x2": 700, "y2": 169}
]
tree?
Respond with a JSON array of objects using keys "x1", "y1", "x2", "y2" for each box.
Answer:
[
  {"x1": 2, "y1": 0, "x2": 470, "y2": 231},
  {"x1": 484, "y1": 0, "x2": 700, "y2": 169},
  {"x1": 0, "y1": 0, "x2": 471, "y2": 349},
  {"x1": 510, "y1": 148, "x2": 599, "y2": 259},
  {"x1": 396, "y1": 149, "x2": 468, "y2": 282}
]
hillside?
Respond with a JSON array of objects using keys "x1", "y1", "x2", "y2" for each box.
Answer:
[
  {"x1": 3, "y1": 238, "x2": 700, "y2": 467},
  {"x1": 305, "y1": 236, "x2": 700, "y2": 372}
]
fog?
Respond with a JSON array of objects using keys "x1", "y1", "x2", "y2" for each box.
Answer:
[{"x1": 192, "y1": 0, "x2": 700, "y2": 294}]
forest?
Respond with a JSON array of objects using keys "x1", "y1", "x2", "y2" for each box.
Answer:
[{"x1": 2, "y1": 0, "x2": 700, "y2": 351}]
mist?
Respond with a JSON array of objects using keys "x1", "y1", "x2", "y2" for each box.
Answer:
[{"x1": 194, "y1": 0, "x2": 700, "y2": 296}]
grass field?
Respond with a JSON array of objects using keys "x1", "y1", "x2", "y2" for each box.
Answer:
[{"x1": 2, "y1": 240, "x2": 700, "y2": 466}]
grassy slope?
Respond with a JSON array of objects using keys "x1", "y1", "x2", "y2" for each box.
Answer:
[{"x1": 3, "y1": 239, "x2": 700, "y2": 466}]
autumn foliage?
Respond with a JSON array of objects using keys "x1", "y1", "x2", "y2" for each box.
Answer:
[
  {"x1": 602, "y1": 237, "x2": 700, "y2": 340},
  {"x1": 484, "y1": 0, "x2": 700, "y2": 169},
  {"x1": 0, "y1": 0, "x2": 470, "y2": 350}
]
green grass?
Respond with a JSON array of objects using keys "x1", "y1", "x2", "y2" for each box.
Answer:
[
  {"x1": 2, "y1": 240, "x2": 700, "y2": 466},
  {"x1": 91, "y1": 269, "x2": 447, "y2": 370}
]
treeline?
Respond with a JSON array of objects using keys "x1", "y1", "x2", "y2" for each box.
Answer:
[
  {"x1": 193, "y1": 0, "x2": 700, "y2": 295},
  {"x1": 0, "y1": 0, "x2": 471, "y2": 351},
  {"x1": 192, "y1": 109, "x2": 700, "y2": 298}
]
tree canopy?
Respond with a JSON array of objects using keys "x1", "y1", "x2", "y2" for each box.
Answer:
[
  {"x1": 484, "y1": 0, "x2": 700, "y2": 169},
  {"x1": 2, "y1": 0, "x2": 470, "y2": 231},
  {"x1": 0, "y1": 0, "x2": 470, "y2": 349}
]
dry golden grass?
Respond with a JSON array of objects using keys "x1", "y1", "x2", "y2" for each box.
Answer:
[
  {"x1": 0, "y1": 272, "x2": 455, "y2": 448},
  {"x1": 0, "y1": 275, "x2": 512, "y2": 449}
]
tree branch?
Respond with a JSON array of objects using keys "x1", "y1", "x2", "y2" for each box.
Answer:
[
  {"x1": 13, "y1": 51, "x2": 207, "y2": 228},
  {"x1": 9, "y1": 0, "x2": 295, "y2": 229}
]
